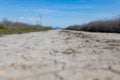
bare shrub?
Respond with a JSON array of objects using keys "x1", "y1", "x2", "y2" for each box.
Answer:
[
  {"x1": 66, "y1": 18, "x2": 120, "y2": 33},
  {"x1": 0, "y1": 20, "x2": 52, "y2": 35},
  {"x1": 1, "y1": 19, "x2": 52, "y2": 29}
]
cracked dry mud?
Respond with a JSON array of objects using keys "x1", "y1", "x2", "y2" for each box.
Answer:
[{"x1": 0, "y1": 30, "x2": 120, "y2": 80}]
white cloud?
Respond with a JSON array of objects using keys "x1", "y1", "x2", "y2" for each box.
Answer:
[
  {"x1": 28, "y1": 17, "x2": 41, "y2": 22},
  {"x1": 19, "y1": 17, "x2": 41, "y2": 23},
  {"x1": 20, "y1": 17, "x2": 25, "y2": 20}
]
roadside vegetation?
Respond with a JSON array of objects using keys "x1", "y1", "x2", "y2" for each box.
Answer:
[
  {"x1": 0, "y1": 20, "x2": 52, "y2": 35},
  {"x1": 65, "y1": 18, "x2": 120, "y2": 33}
]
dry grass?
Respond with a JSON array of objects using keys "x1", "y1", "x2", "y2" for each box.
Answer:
[{"x1": 63, "y1": 49, "x2": 77, "y2": 55}]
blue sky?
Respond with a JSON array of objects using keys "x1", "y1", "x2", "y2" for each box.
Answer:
[{"x1": 0, "y1": 0, "x2": 120, "y2": 27}]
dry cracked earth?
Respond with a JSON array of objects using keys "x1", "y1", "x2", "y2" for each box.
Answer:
[{"x1": 0, "y1": 30, "x2": 120, "y2": 80}]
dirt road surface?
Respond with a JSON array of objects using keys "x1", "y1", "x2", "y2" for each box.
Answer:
[{"x1": 0, "y1": 30, "x2": 120, "y2": 80}]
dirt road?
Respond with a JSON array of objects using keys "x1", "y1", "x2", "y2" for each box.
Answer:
[{"x1": 0, "y1": 30, "x2": 120, "y2": 80}]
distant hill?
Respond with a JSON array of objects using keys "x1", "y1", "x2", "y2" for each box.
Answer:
[{"x1": 53, "y1": 26, "x2": 63, "y2": 30}]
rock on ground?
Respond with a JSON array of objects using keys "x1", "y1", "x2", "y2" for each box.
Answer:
[{"x1": 0, "y1": 30, "x2": 120, "y2": 80}]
